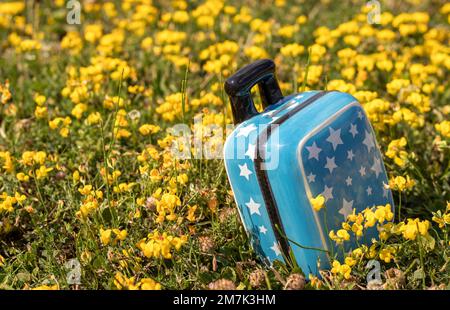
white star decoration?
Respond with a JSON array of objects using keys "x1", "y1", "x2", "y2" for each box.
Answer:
[
  {"x1": 324, "y1": 156, "x2": 338, "y2": 174},
  {"x1": 349, "y1": 123, "x2": 358, "y2": 137},
  {"x1": 357, "y1": 110, "x2": 363, "y2": 119},
  {"x1": 359, "y1": 166, "x2": 366, "y2": 176},
  {"x1": 236, "y1": 123, "x2": 257, "y2": 137},
  {"x1": 366, "y1": 186, "x2": 372, "y2": 196},
  {"x1": 363, "y1": 130, "x2": 375, "y2": 152},
  {"x1": 239, "y1": 163, "x2": 252, "y2": 180},
  {"x1": 326, "y1": 127, "x2": 343, "y2": 151},
  {"x1": 245, "y1": 198, "x2": 261, "y2": 215},
  {"x1": 371, "y1": 157, "x2": 382, "y2": 178},
  {"x1": 347, "y1": 149, "x2": 355, "y2": 161},
  {"x1": 339, "y1": 198, "x2": 354, "y2": 219},
  {"x1": 321, "y1": 185, "x2": 334, "y2": 201},
  {"x1": 270, "y1": 241, "x2": 281, "y2": 256},
  {"x1": 259, "y1": 225, "x2": 268, "y2": 234},
  {"x1": 345, "y1": 176, "x2": 352, "y2": 186},
  {"x1": 306, "y1": 142, "x2": 322, "y2": 160},
  {"x1": 307, "y1": 172, "x2": 316, "y2": 183},
  {"x1": 245, "y1": 143, "x2": 256, "y2": 160}
]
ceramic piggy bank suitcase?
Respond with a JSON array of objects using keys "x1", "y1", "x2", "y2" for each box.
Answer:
[{"x1": 223, "y1": 59, "x2": 394, "y2": 276}]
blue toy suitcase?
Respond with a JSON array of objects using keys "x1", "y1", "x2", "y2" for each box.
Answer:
[{"x1": 223, "y1": 59, "x2": 394, "y2": 276}]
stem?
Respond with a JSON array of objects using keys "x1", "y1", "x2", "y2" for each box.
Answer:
[
  {"x1": 397, "y1": 191, "x2": 402, "y2": 222},
  {"x1": 100, "y1": 123, "x2": 111, "y2": 211},
  {"x1": 301, "y1": 47, "x2": 311, "y2": 92},
  {"x1": 180, "y1": 61, "x2": 190, "y2": 124},
  {"x1": 323, "y1": 207, "x2": 333, "y2": 257},
  {"x1": 33, "y1": 174, "x2": 46, "y2": 210},
  {"x1": 416, "y1": 223, "x2": 426, "y2": 289},
  {"x1": 276, "y1": 225, "x2": 329, "y2": 254}
]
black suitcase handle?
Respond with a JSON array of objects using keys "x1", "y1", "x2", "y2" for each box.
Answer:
[{"x1": 225, "y1": 59, "x2": 284, "y2": 124}]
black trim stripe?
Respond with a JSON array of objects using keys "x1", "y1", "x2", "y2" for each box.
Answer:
[{"x1": 254, "y1": 91, "x2": 332, "y2": 259}]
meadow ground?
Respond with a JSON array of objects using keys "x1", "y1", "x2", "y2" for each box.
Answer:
[{"x1": 0, "y1": 0, "x2": 449, "y2": 290}]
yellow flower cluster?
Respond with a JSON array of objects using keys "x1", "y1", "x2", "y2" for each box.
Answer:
[
  {"x1": 435, "y1": 121, "x2": 450, "y2": 138},
  {"x1": 76, "y1": 185, "x2": 103, "y2": 219},
  {"x1": 397, "y1": 218, "x2": 430, "y2": 241},
  {"x1": 49, "y1": 117, "x2": 72, "y2": 138},
  {"x1": 156, "y1": 93, "x2": 185, "y2": 122},
  {"x1": 329, "y1": 204, "x2": 394, "y2": 244},
  {"x1": 385, "y1": 138, "x2": 408, "y2": 167},
  {"x1": 137, "y1": 230, "x2": 187, "y2": 259},
  {"x1": 100, "y1": 228, "x2": 127, "y2": 246},
  {"x1": 389, "y1": 175, "x2": 416, "y2": 192},
  {"x1": 156, "y1": 193, "x2": 182, "y2": 223},
  {"x1": 0, "y1": 151, "x2": 14, "y2": 173},
  {"x1": 432, "y1": 202, "x2": 450, "y2": 228},
  {"x1": 200, "y1": 40, "x2": 239, "y2": 75},
  {"x1": 0, "y1": 192, "x2": 26, "y2": 213},
  {"x1": 114, "y1": 272, "x2": 161, "y2": 290},
  {"x1": 310, "y1": 195, "x2": 325, "y2": 211}
]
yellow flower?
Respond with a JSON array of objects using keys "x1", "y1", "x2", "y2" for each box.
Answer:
[
  {"x1": 0, "y1": 2, "x2": 25, "y2": 15},
  {"x1": 16, "y1": 172, "x2": 30, "y2": 182},
  {"x1": 389, "y1": 175, "x2": 415, "y2": 192},
  {"x1": 156, "y1": 193, "x2": 181, "y2": 223},
  {"x1": 0, "y1": 254, "x2": 5, "y2": 267},
  {"x1": 78, "y1": 185, "x2": 93, "y2": 195},
  {"x1": 100, "y1": 228, "x2": 112, "y2": 246},
  {"x1": 278, "y1": 25, "x2": 297, "y2": 38},
  {"x1": 34, "y1": 106, "x2": 47, "y2": 119},
  {"x1": 435, "y1": 121, "x2": 450, "y2": 138},
  {"x1": 244, "y1": 46, "x2": 268, "y2": 60},
  {"x1": 186, "y1": 205, "x2": 197, "y2": 222},
  {"x1": 176, "y1": 173, "x2": 188, "y2": 185},
  {"x1": 139, "y1": 278, "x2": 162, "y2": 290},
  {"x1": 386, "y1": 138, "x2": 408, "y2": 167},
  {"x1": 296, "y1": 15, "x2": 307, "y2": 25},
  {"x1": 18, "y1": 39, "x2": 42, "y2": 53},
  {"x1": 331, "y1": 260, "x2": 341, "y2": 275},
  {"x1": 112, "y1": 229, "x2": 127, "y2": 242},
  {"x1": 329, "y1": 229, "x2": 350, "y2": 244},
  {"x1": 280, "y1": 43, "x2": 305, "y2": 58},
  {"x1": 14, "y1": 192, "x2": 26, "y2": 204},
  {"x1": 374, "y1": 204, "x2": 394, "y2": 223},
  {"x1": 398, "y1": 218, "x2": 430, "y2": 240},
  {"x1": 337, "y1": 229, "x2": 350, "y2": 241},
  {"x1": 35, "y1": 165, "x2": 53, "y2": 179},
  {"x1": 71, "y1": 103, "x2": 88, "y2": 120},
  {"x1": 345, "y1": 256, "x2": 356, "y2": 267},
  {"x1": 363, "y1": 208, "x2": 377, "y2": 228},
  {"x1": 139, "y1": 124, "x2": 161, "y2": 136},
  {"x1": 113, "y1": 182, "x2": 136, "y2": 193},
  {"x1": 84, "y1": 24, "x2": 103, "y2": 43},
  {"x1": 73, "y1": 170, "x2": 80, "y2": 182},
  {"x1": 138, "y1": 230, "x2": 187, "y2": 259},
  {"x1": 31, "y1": 284, "x2": 59, "y2": 290},
  {"x1": 114, "y1": 272, "x2": 139, "y2": 290},
  {"x1": 34, "y1": 94, "x2": 46, "y2": 106},
  {"x1": 331, "y1": 260, "x2": 352, "y2": 279},
  {"x1": 379, "y1": 247, "x2": 396, "y2": 263},
  {"x1": 310, "y1": 195, "x2": 325, "y2": 211}
]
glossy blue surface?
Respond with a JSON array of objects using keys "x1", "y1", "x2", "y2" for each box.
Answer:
[{"x1": 223, "y1": 91, "x2": 394, "y2": 277}]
